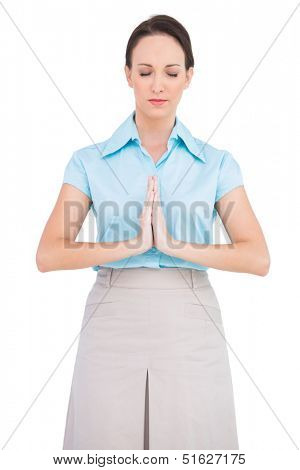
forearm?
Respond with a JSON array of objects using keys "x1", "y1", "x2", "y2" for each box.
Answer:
[
  {"x1": 36, "y1": 237, "x2": 144, "y2": 272},
  {"x1": 164, "y1": 239, "x2": 270, "y2": 276}
]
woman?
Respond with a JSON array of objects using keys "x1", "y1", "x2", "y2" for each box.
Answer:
[{"x1": 36, "y1": 14, "x2": 270, "y2": 450}]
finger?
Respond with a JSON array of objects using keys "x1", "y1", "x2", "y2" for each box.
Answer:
[
  {"x1": 144, "y1": 176, "x2": 150, "y2": 202},
  {"x1": 141, "y1": 181, "x2": 151, "y2": 220},
  {"x1": 154, "y1": 177, "x2": 159, "y2": 203},
  {"x1": 145, "y1": 176, "x2": 155, "y2": 214},
  {"x1": 155, "y1": 176, "x2": 160, "y2": 201},
  {"x1": 145, "y1": 176, "x2": 153, "y2": 201},
  {"x1": 148, "y1": 177, "x2": 154, "y2": 202}
]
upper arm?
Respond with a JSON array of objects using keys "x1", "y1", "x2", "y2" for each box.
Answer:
[
  {"x1": 36, "y1": 183, "x2": 92, "y2": 261},
  {"x1": 214, "y1": 185, "x2": 268, "y2": 247},
  {"x1": 36, "y1": 148, "x2": 94, "y2": 269}
]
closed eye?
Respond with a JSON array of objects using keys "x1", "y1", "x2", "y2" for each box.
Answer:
[{"x1": 140, "y1": 73, "x2": 178, "y2": 77}]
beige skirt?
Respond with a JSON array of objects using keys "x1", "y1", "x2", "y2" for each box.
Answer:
[{"x1": 63, "y1": 267, "x2": 239, "y2": 450}]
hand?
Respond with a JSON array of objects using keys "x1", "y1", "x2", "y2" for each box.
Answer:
[
  {"x1": 152, "y1": 175, "x2": 173, "y2": 253},
  {"x1": 134, "y1": 175, "x2": 154, "y2": 253}
]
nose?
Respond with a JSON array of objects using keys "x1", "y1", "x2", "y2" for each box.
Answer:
[{"x1": 151, "y1": 73, "x2": 165, "y2": 95}]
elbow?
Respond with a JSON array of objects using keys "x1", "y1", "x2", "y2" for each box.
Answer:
[
  {"x1": 36, "y1": 239, "x2": 64, "y2": 272},
  {"x1": 238, "y1": 240, "x2": 271, "y2": 277},
  {"x1": 36, "y1": 250, "x2": 51, "y2": 273},
  {"x1": 256, "y1": 253, "x2": 271, "y2": 277},
  {"x1": 242, "y1": 240, "x2": 271, "y2": 277}
]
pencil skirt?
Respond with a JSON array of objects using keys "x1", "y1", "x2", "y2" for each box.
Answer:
[{"x1": 62, "y1": 267, "x2": 239, "y2": 450}]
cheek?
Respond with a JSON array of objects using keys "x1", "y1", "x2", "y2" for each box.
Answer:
[
  {"x1": 134, "y1": 77, "x2": 147, "y2": 89},
  {"x1": 169, "y1": 88, "x2": 184, "y2": 104},
  {"x1": 133, "y1": 82, "x2": 148, "y2": 98},
  {"x1": 170, "y1": 81, "x2": 185, "y2": 95}
]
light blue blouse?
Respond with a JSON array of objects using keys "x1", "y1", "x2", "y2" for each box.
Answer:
[{"x1": 62, "y1": 110, "x2": 244, "y2": 271}]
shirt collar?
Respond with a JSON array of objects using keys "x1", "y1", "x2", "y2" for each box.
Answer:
[{"x1": 99, "y1": 110, "x2": 206, "y2": 163}]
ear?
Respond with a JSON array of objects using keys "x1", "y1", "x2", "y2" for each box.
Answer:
[
  {"x1": 184, "y1": 67, "x2": 194, "y2": 89},
  {"x1": 124, "y1": 65, "x2": 133, "y2": 88}
]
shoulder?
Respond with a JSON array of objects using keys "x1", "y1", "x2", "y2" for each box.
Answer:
[
  {"x1": 193, "y1": 136, "x2": 233, "y2": 168},
  {"x1": 69, "y1": 138, "x2": 113, "y2": 171},
  {"x1": 72, "y1": 140, "x2": 109, "y2": 161}
]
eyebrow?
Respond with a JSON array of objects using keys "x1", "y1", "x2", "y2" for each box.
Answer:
[{"x1": 137, "y1": 63, "x2": 182, "y2": 67}]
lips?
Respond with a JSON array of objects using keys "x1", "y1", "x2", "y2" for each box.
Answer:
[{"x1": 148, "y1": 99, "x2": 168, "y2": 107}]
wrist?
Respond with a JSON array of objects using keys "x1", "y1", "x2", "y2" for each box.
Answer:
[
  {"x1": 160, "y1": 235, "x2": 181, "y2": 256},
  {"x1": 127, "y1": 236, "x2": 152, "y2": 256}
]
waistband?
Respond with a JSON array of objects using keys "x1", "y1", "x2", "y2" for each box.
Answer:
[{"x1": 96, "y1": 267, "x2": 210, "y2": 289}]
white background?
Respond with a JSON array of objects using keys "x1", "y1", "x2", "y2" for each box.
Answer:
[{"x1": 1, "y1": 0, "x2": 299, "y2": 468}]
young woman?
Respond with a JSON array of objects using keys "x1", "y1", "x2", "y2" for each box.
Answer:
[{"x1": 36, "y1": 14, "x2": 270, "y2": 450}]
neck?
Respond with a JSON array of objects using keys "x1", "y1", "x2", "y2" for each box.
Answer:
[{"x1": 134, "y1": 107, "x2": 176, "y2": 148}]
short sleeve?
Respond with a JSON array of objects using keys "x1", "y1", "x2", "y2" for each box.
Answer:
[
  {"x1": 215, "y1": 151, "x2": 244, "y2": 202},
  {"x1": 62, "y1": 150, "x2": 92, "y2": 199}
]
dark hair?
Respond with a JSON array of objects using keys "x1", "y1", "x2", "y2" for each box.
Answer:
[{"x1": 125, "y1": 14, "x2": 194, "y2": 70}]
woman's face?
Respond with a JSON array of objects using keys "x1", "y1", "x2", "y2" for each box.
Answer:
[{"x1": 125, "y1": 34, "x2": 193, "y2": 119}]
